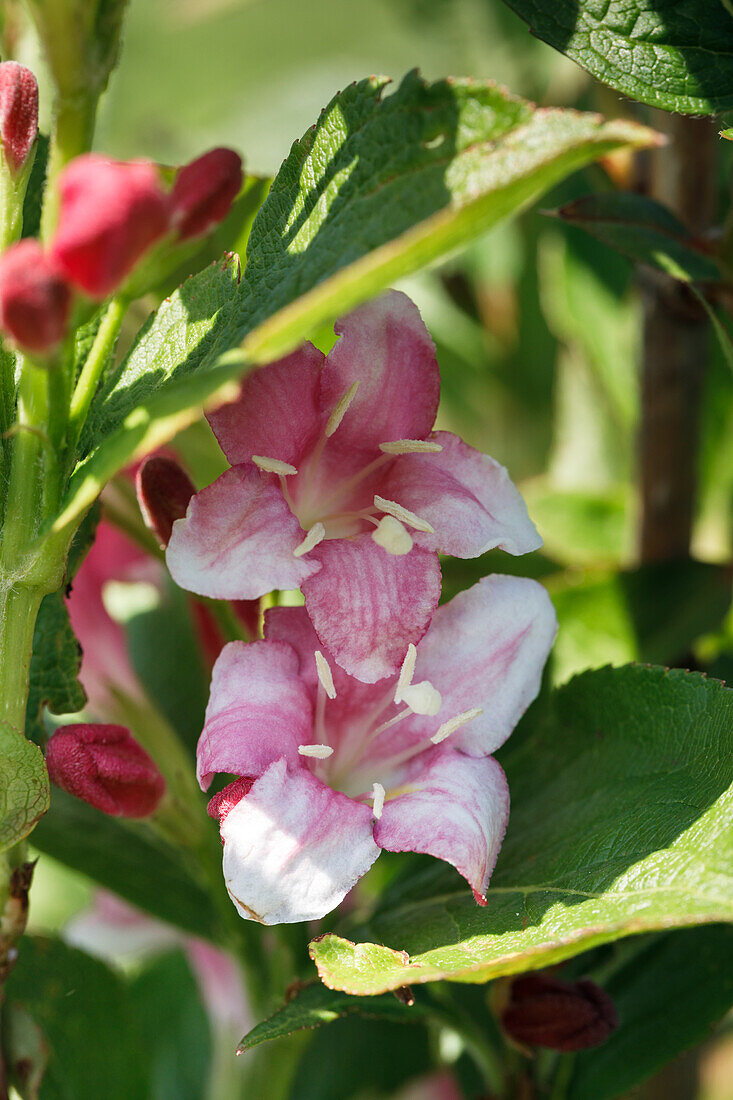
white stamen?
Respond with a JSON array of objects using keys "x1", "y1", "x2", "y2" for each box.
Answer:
[
  {"x1": 371, "y1": 515, "x2": 413, "y2": 556},
  {"x1": 325, "y1": 381, "x2": 359, "y2": 437},
  {"x1": 401, "y1": 680, "x2": 442, "y2": 716},
  {"x1": 430, "y1": 707, "x2": 483, "y2": 744},
  {"x1": 394, "y1": 643, "x2": 417, "y2": 703},
  {"x1": 314, "y1": 650, "x2": 336, "y2": 700},
  {"x1": 379, "y1": 439, "x2": 443, "y2": 455},
  {"x1": 298, "y1": 744, "x2": 334, "y2": 759},
  {"x1": 252, "y1": 455, "x2": 298, "y2": 476},
  {"x1": 374, "y1": 495, "x2": 434, "y2": 534},
  {"x1": 371, "y1": 782, "x2": 385, "y2": 819},
  {"x1": 293, "y1": 522, "x2": 326, "y2": 558}
]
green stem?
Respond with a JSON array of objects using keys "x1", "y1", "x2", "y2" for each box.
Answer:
[
  {"x1": 1, "y1": 361, "x2": 50, "y2": 570},
  {"x1": 40, "y1": 94, "x2": 98, "y2": 242},
  {"x1": 0, "y1": 584, "x2": 43, "y2": 731},
  {"x1": 67, "y1": 297, "x2": 127, "y2": 449}
]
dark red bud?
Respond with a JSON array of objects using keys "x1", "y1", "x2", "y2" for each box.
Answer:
[
  {"x1": 207, "y1": 777, "x2": 254, "y2": 829},
  {"x1": 0, "y1": 62, "x2": 38, "y2": 176},
  {"x1": 46, "y1": 723, "x2": 166, "y2": 818},
  {"x1": 171, "y1": 147, "x2": 243, "y2": 240},
  {"x1": 0, "y1": 240, "x2": 71, "y2": 353},
  {"x1": 50, "y1": 154, "x2": 170, "y2": 298},
  {"x1": 136, "y1": 454, "x2": 196, "y2": 547},
  {"x1": 501, "y1": 973, "x2": 618, "y2": 1052}
]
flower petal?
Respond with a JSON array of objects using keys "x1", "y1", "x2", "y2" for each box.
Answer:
[
  {"x1": 374, "y1": 749, "x2": 509, "y2": 902},
  {"x1": 380, "y1": 431, "x2": 541, "y2": 557},
  {"x1": 166, "y1": 464, "x2": 320, "y2": 599},
  {"x1": 302, "y1": 534, "x2": 441, "y2": 683},
  {"x1": 207, "y1": 343, "x2": 325, "y2": 466},
  {"x1": 319, "y1": 291, "x2": 439, "y2": 463},
  {"x1": 408, "y1": 575, "x2": 557, "y2": 757},
  {"x1": 197, "y1": 640, "x2": 313, "y2": 788},
  {"x1": 220, "y1": 759, "x2": 380, "y2": 923}
]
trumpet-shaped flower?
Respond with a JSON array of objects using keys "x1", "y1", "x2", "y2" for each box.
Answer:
[
  {"x1": 201, "y1": 575, "x2": 556, "y2": 924},
  {"x1": 167, "y1": 291, "x2": 541, "y2": 682}
]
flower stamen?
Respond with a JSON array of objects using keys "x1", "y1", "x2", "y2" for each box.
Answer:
[
  {"x1": 252, "y1": 454, "x2": 298, "y2": 476},
  {"x1": 379, "y1": 439, "x2": 443, "y2": 454},
  {"x1": 298, "y1": 744, "x2": 334, "y2": 759},
  {"x1": 374, "y1": 495, "x2": 434, "y2": 534},
  {"x1": 315, "y1": 650, "x2": 337, "y2": 699},
  {"x1": 325, "y1": 381, "x2": 359, "y2": 437},
  {"x1": 400, "y1": 680, "x2": 442, "y2": 716},
  {"x1": 372, "y1": 515, "x2": 413, "y2": 556},
  {"x1": 430, "y1": 706, "x2": 483, "y2": 744},
  {"x1": 371, "y1": 782, "x2": 385, "y2": 819},
  {"x1": 293, "y1": 521, "x2": 326, "y2": 558},
  {"x1": 394, "y1": 643, "x2": 417, "y2": 704}
]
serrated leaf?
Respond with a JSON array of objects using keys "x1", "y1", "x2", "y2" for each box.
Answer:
[
  {"x1": 53, "y1": 72, "x2": 659, "y2": 535},
  {"x1": 0, "y1": 723, "x2": 50, "y2": 852},
  {"x1": 25, "y1": 594, "x2": 86, "y2": 745},
  {"x1": 501, "y1": 1, "x2": 733, "y2": 115},
  {"x1": 309, "y1": 666, "x2": 733, "y2": 994},
  {"x1": 568, "y1": 925, "x2": 733, "y2": 1100},
  {"x1": 553, "y1": 193, "x2": 723, "y2": 284}
]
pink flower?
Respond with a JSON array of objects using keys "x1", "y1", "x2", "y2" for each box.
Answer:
[
  {"x1": 170, "y1": 147, "x2": 243, "y2": 240},
  {"x1": 167, "y1": 291, "x2": 541, "y2": 682},
  {"x1": 0, "y1": 239, "x2": 71, "y2": 353},
  {"x1": 0, "y1": 61, "x2": 38, "y2": 176},
  {"x1": 201, "y1": 575, "x2": 556, "y2": 924},
  {"x1": 50, "y1": 154, "x2": 170, "y2": 298},
  {"x1": 46, "y1": 723, "x2": 166, "y2": 818}
]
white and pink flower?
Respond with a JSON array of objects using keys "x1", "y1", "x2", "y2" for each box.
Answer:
[
  {"x1": 167, "y1": 291, "x2": 541, "y2": 682},
  {"x1": 202, "y1": 575, "x2": 556, "y2": 925}
]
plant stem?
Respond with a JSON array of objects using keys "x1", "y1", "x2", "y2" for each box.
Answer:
[
  {"x1": 0, "y1": 584, "x2": 43, "y2": 731},
  {"x1": 40, "y1": 94, "x2": 98, "y2": 242},
  {"x1": 67, "y1": 297, "x2": 127, "y2": 448},
  {"x1": 637, "y1": 113, "x2": 717, "y2": 562}
]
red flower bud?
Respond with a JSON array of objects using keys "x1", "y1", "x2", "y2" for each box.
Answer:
[
  {"x1": 50, "y1": 154, "x2": 170, "y2": 298},
  {"x1": 207, "y1": 777, "x2": 254, "y2": 828},
  {"x1": 171, "y1": 147, "x2": 243, "y2": 240},
  {"x1": 501, "y1": 973, "x2": 618, "y2": 1052},
  {"x1": 0, "y1": 62, "x2": 38, "y2": 176},
  {"x1": 136, "y1": 454, "x2": 196, "y2": 547},
  {"x1": 0, "y1": 240, "x2": 71, "y2": 353},
  {"x1": 46, "y1": 723, "x2": 166, "y2": 818}
]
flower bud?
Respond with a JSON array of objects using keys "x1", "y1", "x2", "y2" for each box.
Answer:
[
  {"x1": 50, "y1": 155, "x2": 170, "y2": 298},
  {"x1": 171, "y1": 148, "x2": 243, "y2": 241},
  {"x1": 500, "y1": 973, "x2": 618, "y2": 1052},
  {"x1": 136, "y1": 455, "x2": 196, "y2": 547},
  {"x1": 207, "y1": 777, "x2": 254, "y2": 828},
  {"x1": 0, "y1": 240, "x2": 71, "y2": 353},
  {"x1": 0, "y1": 62, "x2": 38, "y2": 177},
  {"x1": 46, "y1": 723, "x2": 166, "y2": 818}
]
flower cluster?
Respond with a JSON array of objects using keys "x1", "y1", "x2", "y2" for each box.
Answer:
[
  {"x1": 169, "y1": 290, "x2": 557, "y2": 924},
  {"x1": 0, "y1": 65, "x2": 242, "y2": 357}
]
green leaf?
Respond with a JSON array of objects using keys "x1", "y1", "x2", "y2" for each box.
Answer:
[
  {"x1": 129, "y1": 951, "x2": 212, "y2": 1100},
  {"x1": 25, "y1": 594, "x2": 86, "y2": 744},
  {"x1": 239, "y1": 983, "x2": 426, "y2": 1053},
  {"x1": 568, "y1": 925, "x2": 733, "y2": 1099},
  {"x1": 552, "y1": 193, "x2": 723, "y2": 284},
  {"x1": 309, "y1": 666, "x2": 733, "y2": 994},
  {"x1": 501, "y1": 1, "x2": 733, "y2": 115},
  {"x1": 20, "y1": 133, "x2": 48, "y2": 242},
  {"x1": 31, "y1": 789, "x2": 223, "y2": 942},
  {"x1": 0, "y1": 722, "x2": 50, "y2": 852},
  {"x1": 4, "y1": 936, "x2": 146, "y2": 1100},
  {"x1": 53, "y1": 73, "x2": 659, "y2": 535}
]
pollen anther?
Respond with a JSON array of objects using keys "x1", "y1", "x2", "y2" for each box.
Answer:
[
  {"x1": 371, "y1": 782, "x2": 385, "y2": 819},
  {"x1": 374, "y1": 495, "x2": 434, "y2": 534},
  {"x1": 294, "y1": 522, "x2": 326, "y2": 558},
  {"x1": 314, "y1": 650, "x2": 337, "y2": 699},
  {"x1": 394, "y1": 642, "x2": 417, "y2": 703},
  {"x1": 372, "y1": 515, "x2": 413, "y2": 556},
  {"x1": 252, "y1": 455, "x2": 298, "y2": 476},
  {"x1": 379, "y1": 439, "x2": 443, "y2": 454},
  {"x1": 325, "y1": 381, "x2": 359, "y2": 437},
  {"x1": 298, "y1": 744, "x2": 334, "y2": 759},
  {"x1": 401, "y1": 680, "x2": 442, "y2": 716},
  {"x1": 430, "y1": 707, "x2": 483, "y2": 744}
]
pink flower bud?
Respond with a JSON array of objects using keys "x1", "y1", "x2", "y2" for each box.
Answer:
[
  {"x1": 0, "y1": 62, "x2": 38, "y2": 176},
  {"x1": 501, "y1": 973, "x2": 618, "y2": 1053},
  {"x1": 0, "y1": 240, "x2": 71, "y2": 353},
  {"x1": 207, "y1": 777, "x2": 254, "y2": 829},
  {"x1": 50, "y1": 154, "x2": 170, "y2": 298},
  {"x1": 136, "y1": 454, "x2": 196, "y2": 547},
  {"x1": 171, "y1": 148, "x2": 243, "y2": 241},
  {"x1": 46, "y1": 723, "x2": 166, "y2": 818}
]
